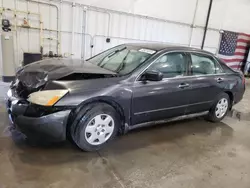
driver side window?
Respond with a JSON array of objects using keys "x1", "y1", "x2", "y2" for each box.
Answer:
[{"x1": 147, "y1": 52, "x2": 187, "y2": 78}]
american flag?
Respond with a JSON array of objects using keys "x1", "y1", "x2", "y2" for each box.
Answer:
[{"x1": 218, "y1": 31, "x2": 250, "y2": 69}]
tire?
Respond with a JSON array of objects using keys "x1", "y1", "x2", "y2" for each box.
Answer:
[
  {"x1": 206, "y1": 93, "x2": 230, "y2": 122},
  {"x1": 70, "y1": 103, "x2": 120, "y2": 151}
]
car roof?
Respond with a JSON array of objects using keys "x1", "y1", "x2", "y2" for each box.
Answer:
[{"x1": 126, "y1": 43, "x2": 214, "y2": 55}]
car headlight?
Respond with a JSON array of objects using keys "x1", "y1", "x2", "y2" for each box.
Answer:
[{"x1": 27, "y1": 90, "x2": 69, "y2": 106}]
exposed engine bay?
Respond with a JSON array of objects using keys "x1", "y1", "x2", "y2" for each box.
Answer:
[{"x1": 58, "y1": 73, "x2": 116, "y2": 81}]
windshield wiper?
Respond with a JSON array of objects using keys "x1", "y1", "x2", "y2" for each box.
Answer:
[
  {"x1": 108, "y1": 47, "x2": 127, "y2": 58},
  {"x1": 98, "y1": 47, "x2": 127, "y2": 67},
  {"x1": 116, "y1": 50, "x2": 130, "y2": 73}
]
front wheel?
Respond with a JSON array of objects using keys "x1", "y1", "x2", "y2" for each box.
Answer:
[
  {"x1": 70, "y1": 103, "x2": 120, "y2": 151},
  {"x1": 207, "y1": 93, "x2": 230, "y2": 122}
]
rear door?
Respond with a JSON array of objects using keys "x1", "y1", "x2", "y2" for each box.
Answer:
[{"x1": 184, "y1": 52, "x2": 226, "y2": 114}]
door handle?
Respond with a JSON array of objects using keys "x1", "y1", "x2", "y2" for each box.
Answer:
[
  {"x1": 178, "y1": 83, "x2": 190, "y2": 89},
  {"x1": 217, "y1": 77, "x2": 224, "y2": 83}
]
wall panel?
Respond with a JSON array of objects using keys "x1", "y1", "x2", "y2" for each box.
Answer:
[{"x1": 2, "y1": 0, "x2": 250, "y2": 73}]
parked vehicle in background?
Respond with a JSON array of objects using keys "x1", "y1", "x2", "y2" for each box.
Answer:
[{"x1": 7, "y1": 43, "x2": 245, "y2": 151}]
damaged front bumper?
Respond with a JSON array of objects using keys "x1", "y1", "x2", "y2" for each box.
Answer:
[{"x1": 6, "y1": 89, "x2": 72, "y2": 142}]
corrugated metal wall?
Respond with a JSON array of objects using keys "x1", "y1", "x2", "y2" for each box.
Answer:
[{"x1": 0, "y1": 0, "x2": 220, "y2": 69}]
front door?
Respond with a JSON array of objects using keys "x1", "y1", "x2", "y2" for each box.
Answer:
[{"x1": 131, "y1": 52, "x2": 192, "y2": 125}]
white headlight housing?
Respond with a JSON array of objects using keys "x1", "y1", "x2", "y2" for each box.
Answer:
[{"x1": 27, "y1": 90, "x2": 69, "y2": 106}]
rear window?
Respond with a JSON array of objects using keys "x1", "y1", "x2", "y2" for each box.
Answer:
[
  {"x1": 216, "y1": 58, "x2": 235, "y2": 74},
  {"x1": 190, "y1": 53, "x2": 223, "y2": 75}
]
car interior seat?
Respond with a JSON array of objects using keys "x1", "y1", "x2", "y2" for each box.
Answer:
[{"x1": 199, "y1": 61, "x2": 214, "y2": 74}]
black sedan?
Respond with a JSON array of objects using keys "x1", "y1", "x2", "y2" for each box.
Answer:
[{"x1": 7, "y1": 43, "x2": 245, "y2": 151}]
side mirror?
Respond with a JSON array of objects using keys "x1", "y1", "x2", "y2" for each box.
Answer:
[{"x1": 142, "y1": 70, "x2": 163, "y2": 81}]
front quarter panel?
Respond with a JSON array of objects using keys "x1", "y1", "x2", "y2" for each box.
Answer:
[{"x1": 55, "y1": 81, "x2": 133, "y2": 126}]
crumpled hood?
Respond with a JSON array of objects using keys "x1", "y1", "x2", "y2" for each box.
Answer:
[{"x1": 17, "y1": 58, "x2": 116, "y2": 88}]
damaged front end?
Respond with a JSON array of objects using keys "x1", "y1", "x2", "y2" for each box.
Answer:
[
  {"x1": 7, "y1": 71, "x2": 73, "y2": 142},
  {"x1": 11, "y1": 69, "x2": 49, "y2": 99},
  {"x1": 7, "y1": 59, "x2": 118, "y2": 142},
  {"x1": 7, "y1": 86, "x2": 72, "y2": 142}
]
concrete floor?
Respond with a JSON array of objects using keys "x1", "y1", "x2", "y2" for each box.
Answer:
[{"x1": 0, "y1": 81, "x2": 250, "y2": 188}]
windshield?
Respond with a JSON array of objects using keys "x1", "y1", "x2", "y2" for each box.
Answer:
[{"x1": 87, "y1": 45, "x2": 156, "y2": 75}]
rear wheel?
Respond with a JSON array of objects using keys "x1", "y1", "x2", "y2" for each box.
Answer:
[
  {"x1": 70, "y1": 103, "x2": 119, "y2": 151},
  {"x1": 207, "y1": 93, "x2": 230, "y2": 122}
]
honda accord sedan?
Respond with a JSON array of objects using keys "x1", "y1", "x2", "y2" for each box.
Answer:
[{"x1": 7, "y1": 43, "x2": 245, "y2": 151}]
